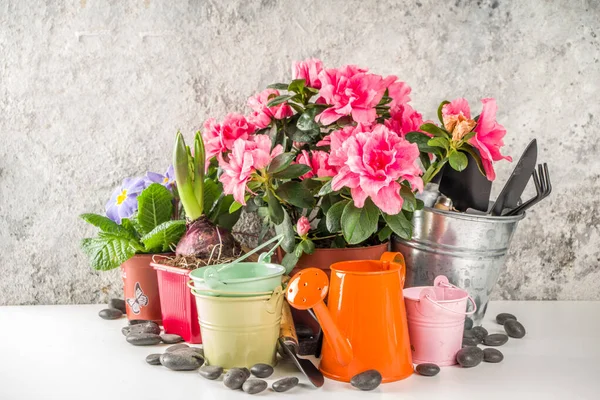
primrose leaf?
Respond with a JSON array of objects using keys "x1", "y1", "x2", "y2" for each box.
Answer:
[
  {"x1": 80, "y1": 234, "x2": 138, "y2": 271},
  {"x1": 136, "y1": 184, "x2": 174, "y2": 235},
  {"x1": 79, "y1": 213, "x2": 136, "y2": 238}
]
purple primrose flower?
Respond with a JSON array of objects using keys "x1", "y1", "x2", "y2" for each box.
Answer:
[
  {"x1": 146, "y1": 165, "x2": 176, "y2": 190},
  {"x1": 105, "y1": 177, "x2": 146, "y2": 224}
]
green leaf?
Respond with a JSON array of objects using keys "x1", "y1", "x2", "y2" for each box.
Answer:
[
  {"x1": 341, "y1": 199, "x2": 379, "y2": 245},
  {"x1": 272, "y1": 164, "x2": 312, "y2": 179},
  {"x1": 136, "y1": 184, "x2": 174, "y2": 235},
  {"x1": 420, "y1": 123, "x2": 448, "y2": 138},
  {"x1": 326, "y1": 200, "x2": 348, "y2": 233},
  {"x1": 267, "y1": 94, "x2": 295, "y2": 107},
  {"x1": 437, "y1": 100, "x2": 450, "y2": 125},
  {"x1": 79, "y1": 213, "x2": 134, "y2": 237},
  {"x1": 80, "y1": 234, "x2": 138, "y2": 271},
  {"x1": 461, "y1": 146, "x2": 486, "y2": 177},
  {"x1": 266, "y1": 190, "x2": 284, "y2": 225},
  {"x1": 229, "y1": 200, "x2": 244, "y2": 214},
  {"x1": 281, "y1": 252, "x2": 299, "y2": 274},
  {"x1": 141, "y1": 220, "x2": 186, "y2": 253},
  {"x1": 427, "y1": 136, "x2": 450, "y2": 150},
  {"x1": 318, "y1": 180, "x2": 334, "y2": 196},
  {"x1": 215, "y1": 195, "x2": 242, "y2": 230},
  {"x1": 267, "y1": 83, "x2": 289, "y2": 90},
  {"x1": 382, "y1": 211, "x2": 412, "y2": 240},
  {"x1": 288, "y1": 79, "x2": 306, "y2": 93},
  {"x1": 274, "y1": 210, "x2": 296, "y2": 253},
  {"x1": 400, "y1": 185, "x2": 417, "y2": 212},
  {"x1": 296, "y1": 108, "x2": 319, "y2": 132},
  {"x1": 299, "y1": 239, "x2": 315, "y2": 254},
  {"x1": 406, "y1": 131, "x2": 442, "y2": 156},
  {"x1": 449, "y1": 151, "x2": 469, "y2": 172},
  {"x1": 461, "y1": 131, "x2": 476, "y2": 142},
  {"x1": 419, "y1": 152, "x2": 431, "y2": 170},
  {"x1": 268, "y1": 153, "x2": 296, "y2": 174},
  {"x1": 120, "y1": 218, "x2": 139, "y2": 238},
  {"x1": 275, "y1": 181, "x2": 315, "y2": 208},
  {"x1": 202, "y1": 179, "x2": 221, "y2": 215},
  {"x1": 173, "y1": 131, "x2": 202, "y2": 220},
  {"x1": 377, "y1": 226, "x2": 393, "y2": 242}
]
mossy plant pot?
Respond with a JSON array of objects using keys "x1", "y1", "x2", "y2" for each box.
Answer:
[{"x1": 120, "y1": 254, "x2": 164, "y2": 324}]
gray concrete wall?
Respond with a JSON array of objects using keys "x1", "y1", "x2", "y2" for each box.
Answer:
[{"x1": 1, "y1": 0, "x2": 598, "y2": 305}]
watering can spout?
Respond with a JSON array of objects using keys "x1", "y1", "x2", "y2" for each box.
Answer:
[{"x1": 285, "y1": 268, "x2": 354, "y2": 366}]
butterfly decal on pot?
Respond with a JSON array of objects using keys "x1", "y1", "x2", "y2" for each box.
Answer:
[{"x1": 126, "y1": 282, "x2": 149, "y2": 314}]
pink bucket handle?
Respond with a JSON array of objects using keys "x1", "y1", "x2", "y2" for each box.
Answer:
[{"x1": 423, "y1": 293, "x2": 477, "y2": 316}]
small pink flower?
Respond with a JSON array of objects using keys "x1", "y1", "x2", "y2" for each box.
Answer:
[
  {"x1": 218, "y1": 135, "x2": 283, "y2": 205},
  {"x1": 385, "y1": 103, "x2": 425, "y2": 137},
  {"x1": 316, "y1": 65, "x2": 387, "y2": 125},
  {"x1": 295, "y1": 150, "x2": 336, "y2": 180},
  {"x1": 469, "y1": 98, "x2": 512, "y2": 181},
  {"x1": 292, "y1": 58, "x2": 324, "y2": 89},
  {"x1": 247, "y1": 89, "x2": 294, "y2": 129},
  {"x1": 328, "y1": 124, "x2": 423, "y2": 215},
  {"x1": 203, "y1": 113, "x2": 256, "y2": 161},
  {"x1": 383, "y1": 75, "x2": 412, "y2": 112},
  {"x1": 296, "y1": 216, "x2": 310, "y2": 237},
  {"x1": 441, "y1": 98, "x2": 476, "y2": 141}
]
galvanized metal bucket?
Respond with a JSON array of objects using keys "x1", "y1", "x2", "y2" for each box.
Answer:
[{"x1": 392, "y1": 207, "x2": 524, "y2": 325}]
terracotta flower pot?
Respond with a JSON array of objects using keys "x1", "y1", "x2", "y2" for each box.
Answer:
[{"x1": 120, "y1": 254, "x2": 163, "y2": 324}]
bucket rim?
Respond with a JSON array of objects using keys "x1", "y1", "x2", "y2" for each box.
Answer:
[
  {"x1": 189, "y1": 262, "x2": 285, "y2": 283},
  {"x1": 190, "y1": 288, "x2": 279, "y2": 301},
  {"x1": 403, "y1": 285, "x2": 469, "y2": 303},
  {"x1": 418, "y1": 206, "x2": 526, "y2": 223}
]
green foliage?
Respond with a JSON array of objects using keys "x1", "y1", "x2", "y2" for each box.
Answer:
[
  {"x1": 381, "y1": 210, "x2": 412, "y2": 240},
  {"x1": 136, "y1": 183, "x2": 174, "y2": 235},
  {"x1": 341, "y1": 199, "x2": 379, "y2": 245},
  {"x1": 141, "y1": 220, "x2": 186, "y2": 253}
]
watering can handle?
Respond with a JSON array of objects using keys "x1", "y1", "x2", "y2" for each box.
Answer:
[
  {"x1": 424, "y1": 294, "x2": 477, "y2": 316},
  {"x1": 380, "y1": 252, "x2": 406, "y2": 286}
]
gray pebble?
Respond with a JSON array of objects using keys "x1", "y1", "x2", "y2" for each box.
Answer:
[
  {"x1": 272, "y1": 377, "x2": 300, "y2": 392},
  {"x1": 463, "y1": 329, "x2": 477, "y2": 339},
  {"x1": 464, "y1": 317, "x2": 474, "y2": 330},
  {"x1": 166, "y1": 344, "x2": 189, "y2": 352},
  {"x1": 145, "y1": 353, "x2": 162, "y2": 365},
  {"x1": 126, "y1": 333, "x2": 161, "y2": 346},
  {"x1": 123, "y1": 322, "x2": 161, "y2": 336},
  {"x1": 108, "y1": 298, "x2": 126, "y2": 314},
  {"x1": 250, "y1": 363, "x2": 273, "y2": 378},
  {"x1": 504, "y1": 319, "x2": 526, "y2": 338},
  {"x1": 223, "y1": 368, "x2": 248, "y2": 390},
  {"x1": 129, "y1": 319, "x2": 153, "y2": 325},
  {"x1": 160, "y1": 334, "x2": 184, "y2": 344},
  {"x1": 471, "y1": 326, "x2": 488, "y2": 341},
  {"x1": 243, "y1": 379, "x2": 268, "y2": 394},
  {"x1": 496, "y1": 313, "x2": 517, "y2": 325},
  {"x1": 160, "y1": 352, "x2": 203, "y2": 371},
  {"x1": 199, "y1": 365, "x2": 223, "y2": 380},
  {"x1": 295, "y1": 324, "x2": 313, "y2": 339},
  {"x1": 99, "y1": 308, "x2": 123, "y2": 320},
  {"x1": 456, "y1": 346, "x2": 484, "y2": 368},
  {"x1": 462, "y1": 337, "x2": 479, "y2": 347},
  {"x1": 483, "y1": 333, "x2": 509, "y2": 346},
  {"x1": 240, "y1": 367, "x2": 251, "y2": 379},
  {"x1": 483, "y1": 348, "x2": 504, "y2": 363},
  {"x1": 350, "y1": 370, "x2": 382, "y2": 391},
  {"x1": 415, "y1": 363, "x2": 440, "y2": 377}
]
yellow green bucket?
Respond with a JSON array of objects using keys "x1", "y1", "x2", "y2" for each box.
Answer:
[{"x1": 191, "y1": 286, "x2": 284, "y2": 369}]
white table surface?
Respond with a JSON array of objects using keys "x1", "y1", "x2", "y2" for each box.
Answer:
[{"x1": 1, "y1": 301, "x2": 599, "y2": 400}]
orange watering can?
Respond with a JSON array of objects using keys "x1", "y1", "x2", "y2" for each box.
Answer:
[{"x1": 286, "y1": 252, "x2": 413, "y2": 383}]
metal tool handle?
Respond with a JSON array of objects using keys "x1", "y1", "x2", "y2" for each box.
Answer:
[{"x1": 279, "y1": 302, "x2": 299, "y2": 352}]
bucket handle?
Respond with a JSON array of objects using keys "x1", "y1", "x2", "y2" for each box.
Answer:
[{"x1": 423, "y1": 293, "x2": 477, "y2": 316}]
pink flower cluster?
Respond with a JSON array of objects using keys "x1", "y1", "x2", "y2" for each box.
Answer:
[
  {"x1": 295, "y1": 150, "x2": 336, "y2": 180},
  {"x1": 326, "y1": 124, "x2": 423, "y2": 215},
  {"x1": 247, "y1": 89, "x2": 293, "y2": 129},
  {"x1": 442, "y1": 98, "x2": 512, "y2": 181},
  {"x1": 218, "y1": 135, "x2": 282, "y2": 205}
]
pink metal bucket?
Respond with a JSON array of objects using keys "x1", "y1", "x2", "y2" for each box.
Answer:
[{"x1": 403, "y1": 276, "x2": 476, "y2": 366}]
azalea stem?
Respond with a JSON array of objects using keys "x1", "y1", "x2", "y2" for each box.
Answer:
[{"x1": 310, "y1": 234, "x2": 340, "y2": 241}]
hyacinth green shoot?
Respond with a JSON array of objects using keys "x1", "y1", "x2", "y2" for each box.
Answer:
[{"x1": 173, "y1": 131, "x2": 205, "y2": 220}]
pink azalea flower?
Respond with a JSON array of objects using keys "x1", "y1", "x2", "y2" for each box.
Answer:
[
  {"x1": 383, "y1": 75, "x2": 412, "y2": 112},
  {"x1": 295, "y1": 150, "x2": 336, "y2": 180},
  {"x1": 328, "y1": 124, "x2": 423, "y2": 215},
  {"x1": 385, "y1": 103, "x2": 425, "y2": 137},
  {"x1": 247, "y1": 89, "x2": 294, "y2": 129},
  {"x1": 203, "y1": 113, "x2": 256, "y2": 161},
  {"x1": 441, "y1": 98, "x2": 476, "y2": 141},
  {"x1": 292, "y1": 58, "x2": 324, "y2": 89},
  {"x1": 316, "y1": 65, "x2": 387, "y2": 125},
  {"x1": 218, "y1": 135, "x2": 283, "y2": 205},
  {"x1": 296, "y1": 216, "x2": 311, "y2": 237},
  {"x1": 469, "y1": 98, "x2": 512, "y2": 181}
]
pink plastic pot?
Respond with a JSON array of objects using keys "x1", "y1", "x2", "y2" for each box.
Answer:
[
  {"x1": 151, "y1": 259, "x2": 202, "y2": 344},
  {"x1": 403, "y1": 276, "x2": 476, "y2": 366}
]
